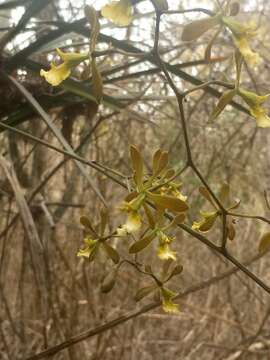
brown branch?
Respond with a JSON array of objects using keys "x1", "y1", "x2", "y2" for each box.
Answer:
[{"x1": 24, "y1": 250, "x2": 267, "y2": 360}]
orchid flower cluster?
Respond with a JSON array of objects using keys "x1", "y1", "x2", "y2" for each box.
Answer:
[
  {"x1": 76, "y1": 145, "x2": 267, "y2": 312},
  {"x1": 77, "y1": 146, "x2": 189, "y2": 313}
]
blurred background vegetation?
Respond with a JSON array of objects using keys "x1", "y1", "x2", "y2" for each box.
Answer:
[{"x1": 1, "y1": 0, "x2": 270, "y2": 359}]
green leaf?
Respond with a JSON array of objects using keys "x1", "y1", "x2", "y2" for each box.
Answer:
[
  {"x1": 80, "y1": 215, "x2": 98, "y2": 237},
  {"x1": 152, "y1": 149, "x2": 162, "y2": 174},
  {"x1": 102, "y1": 243, "x2": 120, "y2": 264},
  {"x1": 147, "y1": 193, "x2": 189, "y2": 212},
  {"x1": 210, "y1": 89, "x2": 236, "y2": 121},
  {"x1": 162, "y1": 259, "x2": 174, "y2": 277},
  {"x1": 204, "y1": 27, "x2": 222, "y2": 62},
  {"x1": 182, "y1": 15, "x2": 221, "y2": 42},
  {"x1": 170, "y1": 264, "x2": 183, "y2": 277},
  {"x1": 234, "y1": 50, "x2": 243, "y2": 86},
  {"x1": 155, "y1": 206, "x2": 165, "y2": 224},
  {"x1": 134, "y1": 285, "x2": 157, "y2": 302},
  {"x1": 219, "y1": 183, "x2": 230, "y2": 205},
  {"x1": 169, "y1": 213, "x2": 186, "y2": 227},
  {"x1": 193, "y1": 211, "x2": 218, "y2": 232},
  {"x1": 164, "y1": 168, "x2": 175, "y2": 179},
  {"x1": 150, "y1": 0, "x2": 168, "y2": 11},
  {"x1": 129, "y1": 193, "x2": 146, "y2": 211},
  {"x1": 154, "y1": 151, "x2": 169, "y2": 176},
  {"x1": 129, "y1": 231, "x2": 156, "y2": 254},
  {"x1": 143, "y1": 204, "x2": 156, "y2": 229},
  {"x1": 91, "y1": 58, "x2": 103, "y2": 104},
  {"x1": 99, "y1": 209, "x2": 108, "y2": 236},
  {"x1": 101, "y1": 269, "x2": 117, "y2": 293},
  {"x1": 130, "y1": 145, "x2": 144, "y2": 187},
  {"x1": 258, "y1": 232, "x2": 270, "y2": 253},
  {"x1": 89, "y1": 243, "x2": 100, "y2": 262},
  {"x1": 85, "y1": 5, "x2": 100, "y2": 54},
  {"x1": 227, "y1": 221, "x2": 236, "y2": 241}
]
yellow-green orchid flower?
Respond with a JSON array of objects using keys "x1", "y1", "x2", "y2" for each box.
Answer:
[
  {"x1": 134, "y1": 284, "x2": 180, "y2": 314},
  {"x1": 222, "y1": 17, "x2": 261, "y2": 66},
  {"x1": 118, "y1": 193, "x2": 146, "y2": 234},
  {"x1": 192, "y1": 184, "x2": 239, "y2": 238},
  {"x1": 101, "y1": 0, "x2": 132, "y2": 26},
  {"x1": 158, "y1": 243, "x2": 177, "y2": 261},
  {"x1": 78, "y1": 212, "x2": 120, "y2": 264},
  {"x1": 40, "y1": 48, "x2": 88, "y2": 86},
  {"x1": 157, "y1": 230, "x2": 177, "y2": 261},
  {"x1": 192, "y1": 211, "x2": 219, "y2": 232},
  {"x1": 160, "y1": 287, "x2": 180, "y2": 314},
  {"x1": 233, "y1": 36, "x2": 260, "y2": 66},
  {"x1": 123, "y1": 210, "x2": 142, "y2": 233},
  {"x1": 211, "y1": 86, "x2": 270, "y2": 128},
  {"x1": 182, "y1": 12, "x2": 261, "y2": 67},
  {"x1": 116, "y1": 226, "x2": 128, "y2": 237},
  {"x1": 77, "y1": 237, "x2": 99, "y2": 259},
  {"x1": 170, "y1": 188, "x2": 187, "y2": 202},
  {"x1": 238, "y1": 89, "x2": 270, "y2": 128},
  {"x1": 77, "y1": 236, "x2": 120, "y2": 264}
]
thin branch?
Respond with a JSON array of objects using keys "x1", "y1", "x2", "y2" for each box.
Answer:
[
  {"x1": 6, "y1": 75, "x2": 107, "y2": 205},
  {"x1": 24, "y1": 250, "x2": 267, "y2": 360}
]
